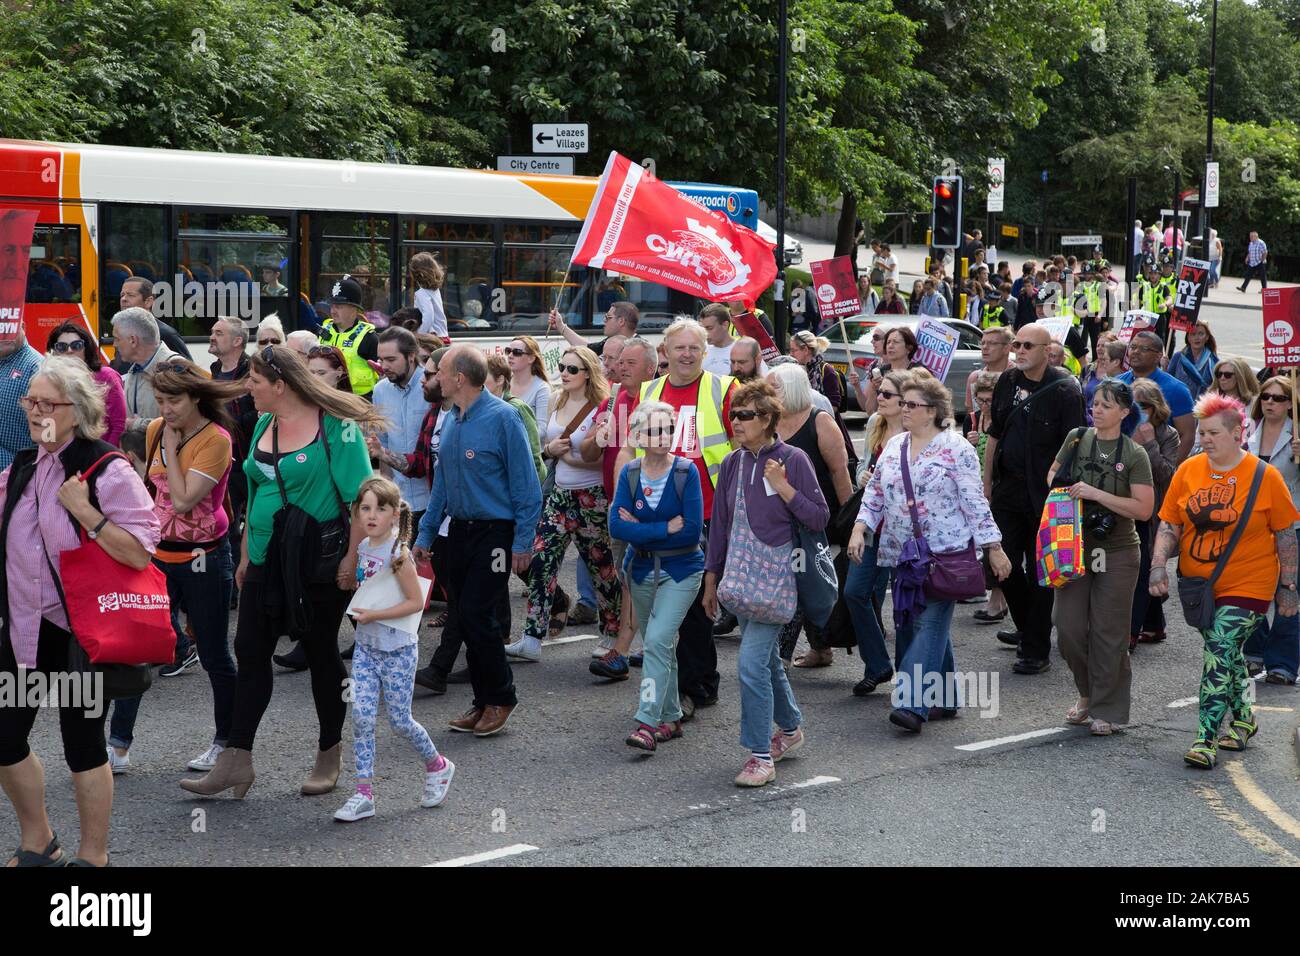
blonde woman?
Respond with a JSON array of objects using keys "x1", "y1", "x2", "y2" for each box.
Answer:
[
  {"x1": 505, "y1": 335, "x2": 552, "y2": 430},
  {"x1": 1192, "y1": 356, "x2": 1259, "y2": 453},
  {"x1": 506, "y1": 347, "x2": 620, "y2": 663},
  {"x1": 789, "y1": 330, "x2": 842, "y2": 410},
  {"x1": 409, "y1": 252, "x2": 448, "y2": 340}
]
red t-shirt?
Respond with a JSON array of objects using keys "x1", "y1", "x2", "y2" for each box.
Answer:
[
  {"x1": 597, "y1": 387, "x2": 640, "y2": 499},
  {"x1": 654, "y1": 376, "x2": 735, "y2": 518}
]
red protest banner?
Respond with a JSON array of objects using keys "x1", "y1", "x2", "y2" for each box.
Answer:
[
  {"x1": 0, "y1": 208, "x2": 39, "y2": 343},
  {"x1": 808, "y1": 256, "x2": 861, "y2": 319},
  {"x1": 1263, "y1": 287, "x2": 1300, "y2": 369},
  {"x1": 571, "y1": 153, "x2": 776, "y2": 305},
  {"x1": 730, "y1": 310, "x2": 780, "y2": 365},
  {"x1": 1169, "y1": 257, "x2": 1210, "y2": 333}
]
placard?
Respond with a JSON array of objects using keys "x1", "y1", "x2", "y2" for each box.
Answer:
[
  {"x1": 1169, "y1": 257, "x2": 1211, "y2": 333},
  {"x1": 914, "y1": 317, "x2": 959, "y2": 384},
  {"x1": 808, "y1": 256, "x2": 862, "y2": 319},
  {"x1": 1117, "y1": 310, "x2": 1157, "y2": 344},
  {"x1": 0, "y1": 208, "x2": 39, "y2": 342},
  {"x1": 1263, "y1": 287, "x2": 1300, "y2": 369}
]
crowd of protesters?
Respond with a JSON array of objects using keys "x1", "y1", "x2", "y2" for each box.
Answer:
[{"x1": 2, "y1": 250, "x2": 1297, "y2": 866}]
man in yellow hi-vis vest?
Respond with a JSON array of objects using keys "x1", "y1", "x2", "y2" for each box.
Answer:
[
  {"x1": 627, "y1": 317, "x2": 736, "y2": 714},
  {"x1": 319, "y1": 274, "x2": 380, "y2": 396}
]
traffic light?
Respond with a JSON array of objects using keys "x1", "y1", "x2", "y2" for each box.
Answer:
[{"x1": 931, "y1": 176, "x2": 963, "y2": 249}]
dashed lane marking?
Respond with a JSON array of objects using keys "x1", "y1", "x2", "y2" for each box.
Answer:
[
  {"x1": 954, "y1": 727, "x2": 1068, "y2": 752},
  {"x1": 685, "y1": 775, "x2": 842, "y2": 810},
  {"x1": 1167, "y1": 697, "x2": 1199, "y2": 709},
  {"x1": 428, "y1": 844, "x2": 539, "y2": 867}
]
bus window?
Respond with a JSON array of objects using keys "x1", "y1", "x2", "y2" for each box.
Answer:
[
  {"x1": 399, "y1": 242, "x2": 494, "y2": 331},
  {"x1": 316, "y1": 214, "x2": 394, "y2": 324},
  {"x1": 102, "y1": 204, "x2": 166, "y2": 333},
  {"x1": 173, "y1": 209, "x2": 289, "y2": 336},
  {"x1": 26, "y1": 224, "x2": 81, "y2": 304},
  {"x1": 592, "y1": 270, "x2": 698, "y2": 333},
  {"x1": 500, "y1": 225, "x2": 580, "y2": 333}
]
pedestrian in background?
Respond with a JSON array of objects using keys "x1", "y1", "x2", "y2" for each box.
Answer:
[
  {"x1": 1129, "y1": 379, "x2": 1181, "y2": 649},
  {"x1": 1239, "y1": 231, "x2": 1269, "y2": 292},
  {"x1": 46, "y1": 322, "x2": 125, "y2": 447}
]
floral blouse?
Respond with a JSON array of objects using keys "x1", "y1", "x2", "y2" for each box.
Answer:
[{"x1": 859, "y1": 429, "x2": 1001, "y2": 567}]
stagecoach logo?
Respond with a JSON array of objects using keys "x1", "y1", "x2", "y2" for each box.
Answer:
[
  {"x1": 1265, "y1": 320, "x2": 1294, "y2": 346},
  {"x1": 98, "y1": 592, "x2": 168, "y2": 613},
  {"x1": 645, "y1": 218, "x2": 751, "y2": 297}
]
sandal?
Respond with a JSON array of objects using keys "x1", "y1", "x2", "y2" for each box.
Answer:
[
  {"x1": 793, "y1": 649, "x2": 833, "y2": 668},
  {"x1": 1089, "y1": 718, "x2": 1114, "y2": 736},
  {"x1": 1065, "y1": 704, "x2": 1091, "y2": 725},
  {"x1": 1217, "y1": 719, "x2": 1258, "y2": 752},
  {"x1": 1183, "y1": 739, "x2": 1217, "y2": 769},
  {"x1": 625, "y1": 724, "x2": 657, "y2": 753},
  {"x1": 65, "y1": 854, "x2": 110, "y2": 867},
  {"x1": 653, "y1": 721, "x2": 683, "y2": 743},
  {"x1": 431, "y1": 609, "x2": 449, "y2": 628},
  {"x1": 7, "y1": 831, "x2": 64, "y2": 867}
]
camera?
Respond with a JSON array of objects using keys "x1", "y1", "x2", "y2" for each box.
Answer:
[{"x1": 1083, "y1": 506, "x2": 1117, "y2": 539}]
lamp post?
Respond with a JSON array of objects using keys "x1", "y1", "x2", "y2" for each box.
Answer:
[
  {"x1": 774, "y1": 0, "x2": 789, "y2": 350},
  {"x1": 1201, "y1": 0, "x2": 1219, "y2": 257}
]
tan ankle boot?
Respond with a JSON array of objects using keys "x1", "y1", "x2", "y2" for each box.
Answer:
[
  {"x1": 301, "y1": 743, "x2": 341, "y2": 795},
  {"x1": 179, "y1": 747, "x2": 254, "y2": 799}
]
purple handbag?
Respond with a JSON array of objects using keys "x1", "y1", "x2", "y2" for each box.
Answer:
[{"x1": 899, "y1": 437, "x2": 986, "y2": 603}]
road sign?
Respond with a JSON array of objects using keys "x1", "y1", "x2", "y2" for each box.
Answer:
[
  {"x1": 532, "y1": 124, "x2": 588, "y2": 153},
  {"x1": 1061, "y1": 234, "x2": 1103, "y2": 246},
  {"x1": 497, "y1": 155, "x2": 574, "y2": 175},
  {"x1": 987, "y1": 157, "x2": 1005, "y2": 212},
  {"x1": 1205, "y1": 162, "x2": 1220, "y2": 208},
  {"x1": 1001, "y1": 224, "x2": 1020, "y2": 238}
]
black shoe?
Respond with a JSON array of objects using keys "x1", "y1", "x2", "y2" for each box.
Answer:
[
  {"x1": 160, "y1": 646, "x2": 199, "y2": 678},
  {"x1": 888, "y1": 708, "x2": 924, "y2": 733},
  {"x1": 713, "y1": 611, "x2": 738, "y2": 637},
  {"x1": 931, "y1": 707, "x2": 959, "y2": 719},
  {"x1": 272, "y1": 642, "x2": 309, "y2": 672},
  {"x1": 996, "y1": 629, "x2": 1022, "y2": 647},
  {"x1": 341, "y1": 642, "x2": 355, "y2": 661},
  {"x1": 629, "y1": 653, "x2": 644, "y2": 668},
  {"x1": 973, "y1": 608, "x2": 1007, "y2": 624},
  {"x1": 414, "y1": 666, "x2": 448, "y2": 695},
  {"x1": 852, "y1": 669, "x2": 894, "y2": 697},
  {"x1": 229, "y1": 588, "x2": 239, "y2": 611},
  {"x1": 445, "y1": 666, "x2": 471, "y2": 685},
  {"x1": 1013, "y1": 657, "x2": 1051, "y2": 675}
]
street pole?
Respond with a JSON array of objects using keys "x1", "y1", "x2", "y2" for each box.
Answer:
[
  {"x1": 1202, "y1": 0, "x2": 1219, "y2": 257},
  {"x1": 1125, "y1": 175, "x2": 1137, "y2": 303},
  {"x1": 774, "y1": 0, "x2": 789, "y2": 351},
  {"x1": 1173, "y1": 170, "x2": 1182, "y2": 268}
]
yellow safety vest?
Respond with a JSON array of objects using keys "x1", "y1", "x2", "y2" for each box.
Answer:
[
  {"x1": 320, "y1": 319, "x2": 379, "y2": 394},
  {"x1": 1135, "y1": 279, "x2": 1157, "y2": 313},
  {"x1": 1155, "y1": 275, "x2": 1177, "y2": 313},
  {"x1": 638, "y1": 371, "x2": 734, "y2": 488},
  {"x1": 980, "y1": 303, "x2": 1006, "y2": 329}
]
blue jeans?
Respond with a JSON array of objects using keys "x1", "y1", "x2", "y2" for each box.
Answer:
[
  {"x1": 1244, "y1": 609, "x2": 1300, "y2": 683},
  {"x1": 629, "y1": 571, "x2": 703, "y2": 727},
  {"x1": 844, "y1": 543, "x2": 894, "y2": 678},
  {"x1": 109, "y1": 543, "x2": 236, "y2": 749},
  {"x1": 737, "y1": 614, "x2": 803, "y2": 753},
  {"x1": 576, "y1": 558, "x2": 597, "y2": 609},
  {"x1": 891, "y1": 599, "x2": 957, "y2": 720}
]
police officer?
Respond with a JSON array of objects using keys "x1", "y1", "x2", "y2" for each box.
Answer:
[{"x1": 319, "y1": 275, "x2": 380, "y2": 397}]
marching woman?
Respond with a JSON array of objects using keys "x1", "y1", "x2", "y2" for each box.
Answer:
[
  {"x1": 608, "y1": 401, "x2": 704, "y2": 753},
  {"x1": 46, "y1": 322, "x2": 127, "y2": 447},
  {"x1": 1150, "y1": 394, "x2": 1300, "y2": 769},
  {"x1": 181, "y1": 346, "x2": 382, "y2": 799},
  {"x1": 703, "y1": 381, "x2": 829, "y2": 788},
  {"x1": 0, "y1": 357, "x2": 160, "y2": 866},
  {"x1": 1046, "y1": 380, "x2": 1154, "y2": 736}
]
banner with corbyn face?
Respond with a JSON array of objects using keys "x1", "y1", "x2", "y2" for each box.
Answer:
[
  {"x1": 0, "y1": 208, "x2": 39, "y2": 343},
  {"x1": 571, "y1": 152, "x2": 776, "y2": 306}
]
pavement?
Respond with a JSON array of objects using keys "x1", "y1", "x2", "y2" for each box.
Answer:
[{"x1": 8, "y1": 423, "x2": 1299, "y2": 868}]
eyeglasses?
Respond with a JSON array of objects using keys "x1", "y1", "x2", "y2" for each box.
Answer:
[
  {"x1": 257, "y1": 337, "x2": 282, "y2": 346},
  {"x1": 1216, "y1": 370, "x2": 1236, "y2": 379},
  {"x1": 503, "y1": 347, "x2": 528, "y2": 357},
  {"x1": 1128, "y1": 344, "x2": 1160, "y2": 353},
  {"x1": 1260, "y1": 393, "x2": 1289, "y2": 403},
  {"x1": 729, "y1": 408, "x2": 761, "y2": 422},
  {"x1": 877, "y1": 389, "x2": 900, "y2": 401},
  {"x1": 307, "y1": 345, "x2": 338, "y2": 358},
  {"x1": 50, "y1": 340, "x2": 86, "y2": 354},
  {"x1": 900, "y1": 400, "x2": 933, "y2": 410},
  {"x1": 558, "y1": 363, "x2": 584, "y2": 376},
  {"x1": 155, "y1": 362, "x2": 195, "y2": 375},
  {"x1": 19, "y1": 397, "x2": 73, "y2": 414},
  {"x1": 1137, "y1": 402, "x2": 1154, "y2": 411},
  {"x1": 976, "y1": 396, "x2": 993, "y2": 406},
  {"x1": 1010, "y1": 341, "x2": 1041, "y2": 351}
]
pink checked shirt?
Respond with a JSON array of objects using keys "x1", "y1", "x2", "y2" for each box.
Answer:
[{"x1": 0, "y1": 440, "x2": 160, "y2": 667}]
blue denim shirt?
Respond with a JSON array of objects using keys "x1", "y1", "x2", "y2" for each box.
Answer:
[
  {"x1": 415, "y1": 389, "x2": 542, "y2": 554},
  {"x1": 372, "y1": 367, "x2": 431, "y2": 512}
]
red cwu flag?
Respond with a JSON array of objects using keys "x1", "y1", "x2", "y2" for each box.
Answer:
[{"x1": 571, "y1": 152, "x2": 776, "y2": 304}]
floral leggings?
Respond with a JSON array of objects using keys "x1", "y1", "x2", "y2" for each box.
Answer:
[
  {"x1": 524, "y1": 486, "x2": 621, "y2": 640},
  {"x1": 351, "y1": 642, "x2": 438, "y2": 781},
  {"x1": 1197, "y1": 605, "x2": 1264, "y2": 742}
]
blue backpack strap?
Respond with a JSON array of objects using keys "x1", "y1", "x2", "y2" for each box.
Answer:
[
  {"x1": 623, "y1": 458, "x2": 643, "y2": 506},
  {"x1": 672, "y1": 456, "x2": 693, "y2": 502}
]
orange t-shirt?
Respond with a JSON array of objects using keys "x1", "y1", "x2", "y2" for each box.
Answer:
[{"x1": 1158, "y1": 452, "x2": 1300, "y2": 605}]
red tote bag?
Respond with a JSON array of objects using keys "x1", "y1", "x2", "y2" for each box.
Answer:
[{"x1": 54, "y1": 454, "x2": 175, "y2": 665}]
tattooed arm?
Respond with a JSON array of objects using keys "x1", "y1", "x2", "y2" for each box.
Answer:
[
  {"x1": 1276, "y1": 528, "x2": 1298, "y2": 617},
  {"x1": 1148, "y1": 519, "x2": 1183, "y2": 597}
]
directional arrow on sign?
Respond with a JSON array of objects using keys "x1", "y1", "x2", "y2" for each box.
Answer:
[{"x1": 536, "y1": 132, "x2": 553, "y2": 145}]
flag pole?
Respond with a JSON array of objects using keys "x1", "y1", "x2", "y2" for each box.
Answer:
[{"x1": 546, "y1": 263, "x2": 575, "y2": 344}]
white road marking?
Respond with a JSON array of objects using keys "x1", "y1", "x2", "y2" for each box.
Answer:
[
  {"x1": 955, "y1": 727, "x2": 1068, "y2": 752},
  {"x1": 428, "y1": 844, "x2": 539, "y2": 867},
  {"x1": 683, "y1": 775, "x2": 841, "y2": 811},
  {"x1": 788, "y1": 775, "x2": 842, "y2": 789},
  {"x1": 1167, "y1": 697, "x2": 1199, "y2": 709},
  {"x1": 546, "y1": 633, "x2": 599, "y2": 645}
]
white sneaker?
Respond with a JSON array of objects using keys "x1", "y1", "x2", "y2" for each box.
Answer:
[
  {"x1": 421, "y1": 758, "x2": 456, "y2": 807},
  {"x1": 590, "y1": 636, "x2": 616, "y2": 658},
  {"x1": 187, "y1": 743, "x2": 225, "y2": 772},
  {"x1": 106, "y1": 746, "x2": 130, "y2": 775},
  {"x1": 333, "y1": 792, "x2": 375, "y2": 822},
  {"x1": 505, "y1": 637, "x2": 542, "y2": 662}
]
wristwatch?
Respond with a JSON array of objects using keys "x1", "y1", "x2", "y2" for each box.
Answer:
[
  {"x1": 1281, "y1": 582, "x2": 1297, "y2": 592},
  {"x1": 87, "y1": 515, "x2": 109, "y2": 540}
]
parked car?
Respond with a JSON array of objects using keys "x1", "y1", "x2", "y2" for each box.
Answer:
[{"x1": 818, "y1": 316, "x2": 984, "y2": 418}]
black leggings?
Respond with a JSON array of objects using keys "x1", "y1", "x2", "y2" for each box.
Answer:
[
  {"x1": 226, "y1": 567, "x2": 350, "y2": 752},
  {"x1": 0, "y1": 619, "x2": 109, "y2": 773}
]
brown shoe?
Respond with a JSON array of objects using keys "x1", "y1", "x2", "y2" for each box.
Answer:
[
  {"x1": 449, "y1": 707, "x2": 484, "y2": 733},
  {"x1": 793, "y1": 648, "x2": 833, "y2": 668},
  {"x1": 472, "y1": 703, "x2": 517, "y2": 737},
  {"x1": 179, "y1": 747, "x2": 254, "y2": 799},
  {"x1": 300, "y1": 743, "x2": 341, "y2": 796}
]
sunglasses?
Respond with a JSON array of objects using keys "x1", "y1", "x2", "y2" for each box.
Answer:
[
  {"x1": 308, "y1": 345, "x2": 338, "y2": 358},
  {"x1": 50, "y1": 340, "x2": 87, "y2": 354},
  {"x1": 503, "y1": 347, "x2": 529, "y2": 357},
  {"x1": 1010, "y1": 341, "x2": 1041, "y2": 351},
  {"x1": 1260, "y1": 393, "x2": 1289, "y2": 403},
  {"x1": 155, "y1": 362, "x2": 195, "y2": 375},
  {"x1": 1128, "y1": 344, "x2": 1160, "y2": 353},
  {"x1": 257, "y1": 337, "x2": 282, "y2": 346},
  {"x1": 640, "y1": 427, "x2": 675, "y2": 439},
  {"x1": 900, "y1": 400, "x2": 933, "y2": 410},
  {"x1": 877, "y1": 389, "x2": 900, "y2": 401},
  {"x1": 260, "y1": 346, "x2": 285, "y2": 377},
  {"x1": 1216, "y1": 370, "x2": 1236, "y2": 379},
  {"x1": 1137, "y1": 402, "x2": 1154, "y2": 411},
  {"x1": 558, "y1": 363, "x2": 585, "y2": 376},
  {"x1": 729, "y1": 409, "x2": 761, "y2": 422}
]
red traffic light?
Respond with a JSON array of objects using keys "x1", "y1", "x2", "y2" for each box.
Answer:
[{"x1": 935, "y1": 182, "x2": 953, "y2": 200}]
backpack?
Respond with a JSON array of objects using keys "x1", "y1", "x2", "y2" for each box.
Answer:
[{"x1": 624, "y1": 456, "x2": 694, "y2": 506}]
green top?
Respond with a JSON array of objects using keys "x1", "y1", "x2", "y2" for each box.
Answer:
[
  {"x1": 1053, "y1": 428, "x2": 1153, "y2": 554},
  {"x1": 507, "y1": 395, "x2": 547, "y2": 484},
  {"x1": 243, "y1": 413, "x2": 374, "y2": 565}
]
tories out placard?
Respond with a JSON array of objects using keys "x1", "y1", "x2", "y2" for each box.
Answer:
[{"x1": 914, "y1": 317, "x2": 959, "y2": 384}]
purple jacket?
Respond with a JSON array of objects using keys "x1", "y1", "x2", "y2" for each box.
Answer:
[{"x1": 705, "y1": 440, "x2": 829, "y2": 575}]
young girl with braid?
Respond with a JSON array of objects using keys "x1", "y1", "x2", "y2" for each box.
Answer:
[{"x1": 334, "y1": 477, "x2": 453, "y2": 821}]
